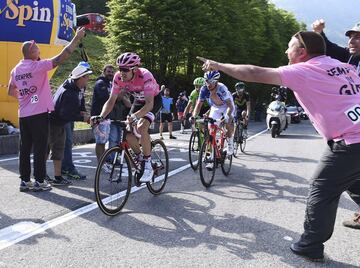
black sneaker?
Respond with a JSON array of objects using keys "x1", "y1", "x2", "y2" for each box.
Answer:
[
  {"x1": 169, "y1": 135, "x2": 177, "y2": 139},
  {"x1": 45, "y1": 174, "x2": 55, "y2": 183},
  {"x1": 62, "y1": 169, "x2": 86, "y2": 180},
  {"x1": 290, "y1": 242, "x2": 324, "y2": 262},
  {"x1": 51, "y1": 176, "x2": 72, "y2": 186}
]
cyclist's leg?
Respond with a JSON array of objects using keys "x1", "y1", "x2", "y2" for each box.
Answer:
[{"x1": 241, "y1": 110, "x2": 248, "y2": 128}]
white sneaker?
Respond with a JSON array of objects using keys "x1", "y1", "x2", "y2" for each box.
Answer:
[
  {"x1": 205, "y1": 162, "x2": 214, "y2": 170},
  {"x1": 140, "y1": 161, "x2": 154, "y2": 183},
  {"x1": 102, "y1": 163, "x2": 112, "y2": 174},
  {"x1": 227, "y1": 140, "x2": 234, "y2": 155}
]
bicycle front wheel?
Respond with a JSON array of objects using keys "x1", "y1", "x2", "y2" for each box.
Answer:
[
  {"x1": 240, "y1": 127, "x2": 247, "y2": 153},
  {"x1": 233, "y1": 124, "x2": 240, "y2": 157},
  {"x1": 147, "y1": 139, "x2": 169, "y2": 195},
  {"x1": 94, "y1": 146, "x2": 132, "y2": 216},
  {"x1": 221, "y1": 148, "x2": 233, "y2": 176},
  {"x1": 199, "y1": 137, "x2": 216, "y2": 188},
  {"x1": 189, "y1": 131, "x2": 201, "y2": 170}
]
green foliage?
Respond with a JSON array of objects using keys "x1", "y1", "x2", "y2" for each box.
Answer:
[
  {"x1": 72, "y1": 0, "x2": 109, "y2": 15},
  {"x1": 50, "y1": 32, "x2": 109, "y2": 109},
  {"x1": 105, "y1": 0, "x2": 302, "y2": 102}
]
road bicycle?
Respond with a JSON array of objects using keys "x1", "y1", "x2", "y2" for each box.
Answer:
[
  {"x1": 94, "y1": 120, "x2": 169, "y2": 216},
  {"x1": 188, "y1": 118, "x2": 208, "y2": 170},
  {"x1": 233, "y1": 116, "x2": 247, "y2": 156},
  {"x1": 199, "y1": 118, "x2": 232, "y2": 187}
]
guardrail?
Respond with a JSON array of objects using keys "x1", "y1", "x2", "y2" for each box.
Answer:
[{"x1": 0, "y1": 120, "x2": 187, "y2": 155}]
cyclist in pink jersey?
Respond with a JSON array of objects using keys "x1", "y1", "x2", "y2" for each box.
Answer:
[
  {"x1": 198, "y1": 31, "x2": 360, "y2": 261},
  {"x1": 91, "y1": 52, "x2": 162, "y2": 182}
]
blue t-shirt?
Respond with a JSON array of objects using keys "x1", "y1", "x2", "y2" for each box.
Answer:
[
  {"x1": 198, "y1": 82, "x2": 233, "y2": 109},
  {"x1": 161, "y1": 96, "x2": 173, "y2": 113}
]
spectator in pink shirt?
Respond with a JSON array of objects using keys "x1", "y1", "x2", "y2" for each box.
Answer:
[
  {"x1": 7, "y1": 27, "x2": 86, "y2": 192},
  {"x1": 198, "y1": 31, "x2": 360, "y2": 262}
]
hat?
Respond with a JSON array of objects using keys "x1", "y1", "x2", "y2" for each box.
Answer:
[
  {"x1": 69, "y1": 62, "x2": 92, "y2": 79},
  {"x1": 345, "y1": 22, "x2": 360, "y2": 37},
  {"x1": 179, "y1": 92, "x2": 184, "y2": 97}
]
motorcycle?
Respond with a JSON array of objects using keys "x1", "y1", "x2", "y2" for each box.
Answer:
[{"x1": 266, "y1": 100, "x2": 291, "y2": 138}]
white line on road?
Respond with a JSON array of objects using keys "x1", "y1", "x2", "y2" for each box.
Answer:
[{"x1": 0, "y1": 163, "x2": 192, "y2": 251}]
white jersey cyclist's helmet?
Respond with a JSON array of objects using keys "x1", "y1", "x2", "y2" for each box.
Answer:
[{"x1": 204, "y1": 71, "x2": 220, "y2": 84}]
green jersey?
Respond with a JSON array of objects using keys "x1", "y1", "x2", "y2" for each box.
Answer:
[{"x1": 189, "y1": 89, "x2": 208, "y2": 109}]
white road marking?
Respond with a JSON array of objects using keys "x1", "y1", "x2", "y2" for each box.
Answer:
[
  {"x1": 0, "y1": 163, "x2": 191, "y2": 251},
  {"x1": 0, "y1": 129, "x2": 267, "y2": 251}
]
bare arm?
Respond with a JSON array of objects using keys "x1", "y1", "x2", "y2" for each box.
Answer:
[
  {"x1": 7, "y1": 83, "x2": 17, "y2": 98},
  {"x1": 225, "y1": 99, "x2": 234, "y2": 119},
  {"x1": 197, "y1": 56, "x2": 282, "y2": 86},
  {"x1": 183, "y1": 100, "x2": 192, "y2": 115},
  {"x1": 246, "y1": 101, "x2": 251, "y2": 117},
  {"x1": 50, "y1": 27, "x2": 86, "y2": 68},
  {"x1": 192, "y1": 100, "x2": 203, "y2": 117}
]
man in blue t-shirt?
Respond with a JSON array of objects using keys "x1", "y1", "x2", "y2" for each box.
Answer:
[{"x1": 159, "y1": 87, "x2": 177, "y2": 139}]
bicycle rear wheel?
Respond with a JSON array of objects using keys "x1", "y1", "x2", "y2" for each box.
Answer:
[
  {"x1": 199, "y1": 137, "x2": 216, "y2": 188},
  {"x1": 147, "y1": 139, "x2": 169, "y2": 195},
  {"x1": 221, "y1": 148, "x2": 233, "y2": 176},
  {"x1": 94, "y1": 146, "x2": 132, "y2": 216},
  {"x1": 189, "y1": 131, "x2": 201, "y2": 170}
]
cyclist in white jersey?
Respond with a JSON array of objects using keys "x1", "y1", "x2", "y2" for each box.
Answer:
[{"x1": 191, "y1": 71, "x2": 235, "y2": 154}]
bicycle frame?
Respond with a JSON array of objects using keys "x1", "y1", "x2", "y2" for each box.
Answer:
[{"x1": 207, "y1": 121, "x2": 227, "y2": 159}]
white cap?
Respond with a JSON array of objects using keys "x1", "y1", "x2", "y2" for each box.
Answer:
[{"x1": 69, "y1": 63, "x2": 92, "y2": 79}]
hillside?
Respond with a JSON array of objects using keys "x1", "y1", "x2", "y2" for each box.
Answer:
[{"x1": 50, "y1": 32, "x2": 108, "y2": 105}]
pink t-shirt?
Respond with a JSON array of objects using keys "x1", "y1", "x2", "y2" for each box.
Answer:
[
  {"x1": 111, "y1": 68, "x2": 159, "y2": 102},
  {"x1": 278, "y1": 55, "x2": 360, "y2": 145},
  {"x1": 9, "y1": 59, "x2": 54, "y2": 118}
]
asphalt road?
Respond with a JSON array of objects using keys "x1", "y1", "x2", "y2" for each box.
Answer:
[{"x1": 0, "y1": 121, "x2": 359, "y2": 267}]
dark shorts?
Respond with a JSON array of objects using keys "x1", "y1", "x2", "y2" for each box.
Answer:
[
  {"x1": 160, "y1": 113, "x2": 172, "y2": 123},
  {"x1": 130, "y1": 94, "x2": 162, "y2": 123},
  {"x1": 48, "y1": 122, "x2": 66, "y2": 160}
]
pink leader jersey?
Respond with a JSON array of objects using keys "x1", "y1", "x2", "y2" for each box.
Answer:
[
  {"x1": 111, "y1": 68, "x2": 159, "y2": 102},
  {"x1": 9, "y1": 59, "x2": 54, "y2": 118},
  {"x1": 278, "y1": 55, "x2": 360, "y2": 145}
]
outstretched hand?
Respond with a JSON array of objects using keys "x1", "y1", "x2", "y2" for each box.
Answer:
[
  {"x1": 312, "y1": 19, "x2": 325, "y2": 33},
  {"x1": 196, "y1": 56, "x2": 220, "y2": 72}
]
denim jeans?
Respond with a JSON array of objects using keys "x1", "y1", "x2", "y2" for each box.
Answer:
[
  {"x1": 61, "y1": 122, "x2": 75, "y2": 172},
  {"x1": 107, "y1": 123, "x2": 123, "y2": 162}
]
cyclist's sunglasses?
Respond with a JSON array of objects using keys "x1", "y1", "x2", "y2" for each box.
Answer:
[
  {"x1": 205, "y1": 79, "x2": 217, "y2": 85},
  {"x1": 119, "y1": 67, "x2": 135, "y2": 73}
]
